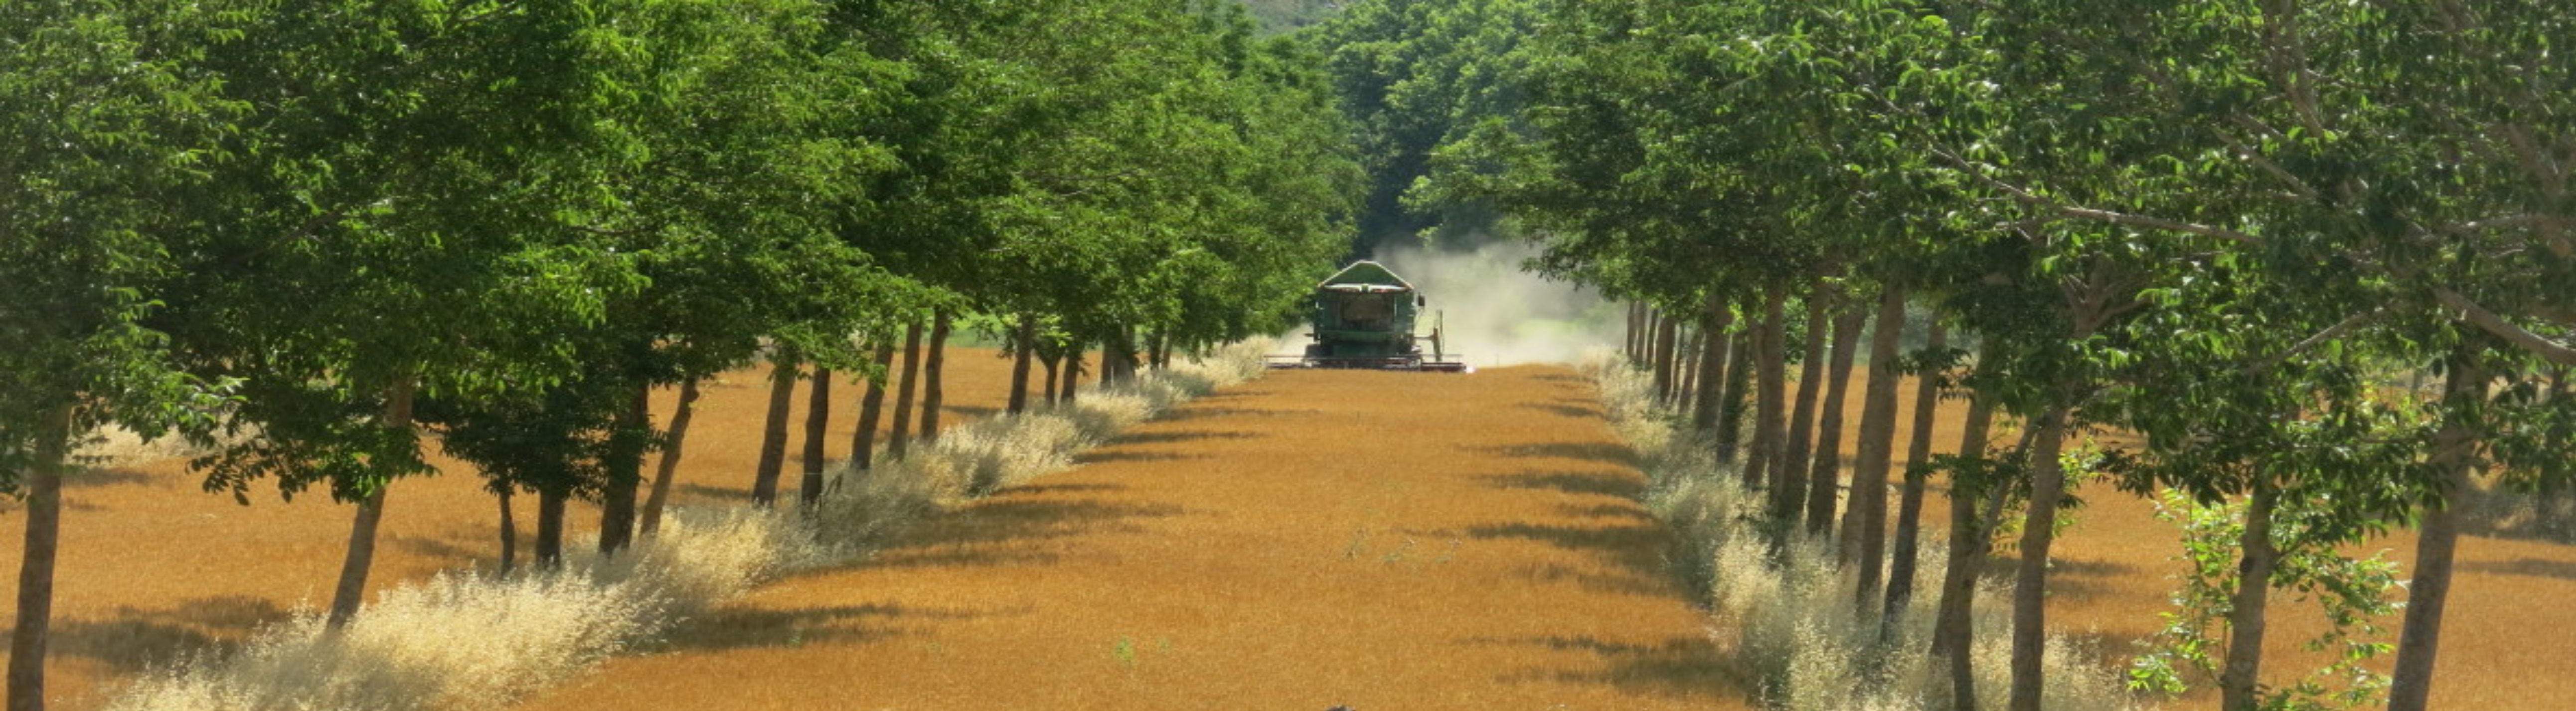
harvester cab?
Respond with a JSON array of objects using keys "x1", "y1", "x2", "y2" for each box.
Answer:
[{"x1": 1268, "y1": 261, "x2": 1470, "y2": 372}]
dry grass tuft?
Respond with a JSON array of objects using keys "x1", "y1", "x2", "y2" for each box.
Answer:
[{"x1": 1582, "y1": 351, "x2": 2143, "y2": 711}]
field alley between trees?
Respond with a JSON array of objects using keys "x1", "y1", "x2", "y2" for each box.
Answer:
[{"x1": 511, "y1": 366, "x2": 1743, "y2": 711}]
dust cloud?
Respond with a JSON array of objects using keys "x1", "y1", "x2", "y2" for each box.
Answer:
[{"x1": 1272, "y1": 241, "x2": 1621, "y2": 368}]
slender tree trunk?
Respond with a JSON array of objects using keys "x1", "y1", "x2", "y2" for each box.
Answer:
[
  {"x1": 1884, "y1": 319, "x2": 1949, "y2": 620},
  {"x1": 1692, "y1": 294, "x2": 1734, "y2": 433},
  {"x1": 1627, "y1": 301, "x2": 1646, "y2": 364},
  {"x1": 1009, "y1": 313, "x2": 1037, "y2": 414},
  {"x1": 1780, "y1": 289, "x2": 1832, "y2": 526},
  {"x1": 1808, "y1": 306, "x2": 1868, "y2": 535},
  {"x1": 886, "y1": 321, "x2": 924, "y2": 460},
  {"x1": 597, "y1": 380, "x2": 650, "y2": 553},
  {"x1": 1060, "y1": 342, "x2": 1084, "y2": 404},
  {"x1": 1846, "y1": 285, "x2": 1911, "y2": 601},
  {"x1": 2220, "y1": 479, "x2": 2280, "y2": 711},
  {"x1": 2388, "y1": 349, "x2": 2489, "y2": 711},
  {"x1": 496, "y1": 487, "x2": 517, "y2": 574},
  {"x1": 751, "y1": 350, "x2": 800, "y2": 506},
  {"x1": 8, "y1": 404, "x2": 73, "y2": 711},
  {"x1": 1932, "y1": 390, "x2": 1997, "y2": 711},
  {"x1": 327, "y1": 377, "x2": 415, "y2": 629},
  {"x1": 1104, "y1": 324, "x2": 1140, "y2": 385},
  {"x1": 1715, "y1": 328, "x2": 1757, "y2": 466},
  {"x1": 2006, "y1": 405, "x2": 2074, "y2": 711},
  {"x1": 1041, "y1": 350, "x2": 1063, "y2": 406},
  {"x1": 1149, "y1": 329, "x2": 1170, "y2": 369},
  {"x1": 919, "y1": 310, "x2": 951, "y2": 441},
  {"x1": 1652, "y1": 310, "x2": 1679, "y2": 400},
  {"x1": 799, "y1": 366, "x2": 833, "y2": 506},
  {"x1": 641, "y1": 377, "x2": 700, "y2": 537},
  {"x1": 850, "y1": 343, "x2": 895, "y2": 470},
  {"x1": 1750, "y1": 287, "x2": 1789, "y2": 495},
  {"x1": 1675, "y1": 323, "x2": 1701, "y2": 406},
  {"x1": 535, "y1": 487, "x2": 567, "y2": 567}
]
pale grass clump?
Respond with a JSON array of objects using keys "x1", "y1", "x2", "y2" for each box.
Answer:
[
  {"x1": 110, "y1": 507, "x2": 825, "y2": 711},
  {"x1": 1582, "y1": 349, "x2": 2146, "y2": 711}
]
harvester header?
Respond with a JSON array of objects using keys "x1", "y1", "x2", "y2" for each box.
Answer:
[{"x1": 1268, "y1": 261, "x2": 1470, "y2": 372}]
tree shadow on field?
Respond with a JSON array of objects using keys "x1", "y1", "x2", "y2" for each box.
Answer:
[
  {"x1": 657, "y1": 602, "x2": 1020, "y2": 652},
  {"x1": 1103, "y1": 429, "x2": 1262, "y2": 445},
  {"x1": 1469, "y1": 634, "x2": 1746, "y2": 701},
  {"x1": 2040, "y1": 556, "x2": 2148, "y2": 601},
  {"x1": 30, "y1": 595, "x2": 290, "y2": 672},
  {"x1": 1467, "y1": 521, "x2": 1673, "y2": 580},
  {"x1": 1474, "y1": 441, "x2": 1640, "y2": 468},
  {"x1": 2461, "y1": 556, "x2": 2576, "y2": 581},
  {"x1": 1530, "y1": 372, "x2": 1590, "y2": 385},
  {"x1": 1519, "y1": 400, "x2": 1606, "y2": 420},
  {"x1": 1482, "y1": 470, "x2": 1646, "y2": 500},
  {"x1": 864, "y1": 488, "x2": 1190, "y2": 570},
  {"x1": 64, "y1": 467, "x2": 159, "y2": 489}
]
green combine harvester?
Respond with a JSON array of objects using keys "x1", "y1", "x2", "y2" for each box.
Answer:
[{"x1": 1269, "y1": 261, "x2": 1470, "y2": 372}]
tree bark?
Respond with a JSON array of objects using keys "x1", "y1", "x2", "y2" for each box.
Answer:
[
  {"x1": 1808, "y1": 306, "x2": 1868, "y2": 535},
  {"x1": 597, "y1": 380, "x2": 650, "y2": 553},
  {"x1": 1009, "y1": 313, "x2": 1037, "y2": 414},
  {"x1": 1060, "y1": 341, "x2": 1084, "y2": 404},
  {"x1": 1884, "y1": 319, "x2": 1949, "y2": 620},
  {"x1": 1715, "y1": 328, "x2": 1757, "y2": 466},
  {"x1": 641, "y1": 377, "x2": 700, "y2": 537},
  {"x1": 1041, "y1": 349, "x2": 1062, "y2": 406},
  {"x1": 1675, "y1": 322, "x2": 1701, "y2": 406},
  {"x1": 2006, "y1": 405, "x2": 2074, "y2": 711},
  {"x1": 799, "y1": 365, "x2": 833, "y2": 506},
  {"x1": 1780, "y1": 288, "x2": 1832, "y2": 527},
  {"x1": 1627, "y1": 301, "x2": 1646, "y2": 364},
  {"x1": 850, "y1": 343, "x2": 895, "y2": 470},
  {"x1": 919, "y1": 309, "x2": 951, "y2": 441},
  {"x1": 1653, "y1": 311, "x2": 1680, "y2": 404},
  {"x1": 2388, "y1": 349, "x2": 2489, "y2": 711},
  {"x1": 496, "y1": 487, "x2": 517, "y2": 574},
  {"x1": 886, "y1": 320, "x2": 925, "y2": 460},
  {"x1": 534, "y1": 487, "x2": 567, "y2": 567},
  {"x1": 1749, "y1": 287, "x2": 1789, "y2": 495},
  {"x1": 327, "y1": 377, "x2": 415, "y2": 629},
  {"x1": 1932, "y1": 389, "x2": 1997, "y2": 711},
  {"x1": 1845, "y1": 284, "x2": 1911, "y2": 601},
  {"x1": 2220, "y1": 478, "x2": 2280, "y2": 711},
  {"x1": 8, "y1": 404, "x2": 73, "y2": 711},
  {"x1": 750, "y1": 350, "x2": 800, "y2": 507},
  {"x1": 1692, "y1": 294, "x2": 1734, "y2": 433}
]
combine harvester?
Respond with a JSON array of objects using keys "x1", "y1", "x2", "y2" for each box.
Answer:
[{"x1": 1268, "y1": 261, "x2": 1470, "y2": 373}]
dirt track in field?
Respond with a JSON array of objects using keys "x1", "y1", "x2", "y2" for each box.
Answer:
[
  {"x1": 0, "y1": 348, "x2": 1044, "y2": 711},
  {"x1": 512, "y1": 366, "x2": 1747, "y2": 711}
]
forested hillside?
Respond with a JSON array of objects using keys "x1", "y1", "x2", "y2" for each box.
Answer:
[{"x1": 1236, "y1": 0, "x2": 1343, "y2": 35}]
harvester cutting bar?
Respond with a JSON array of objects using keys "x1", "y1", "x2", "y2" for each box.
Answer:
[{"x1": 1264, "y1": 355, "x2": 1472, "y2": 373}]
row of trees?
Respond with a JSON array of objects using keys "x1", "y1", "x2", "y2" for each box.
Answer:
[
  {"x1": 0, "y1": 1, "x2": 1360, "y2": 709},
  {"x1": 1313, "y1": 0, "x2": 2573, "y2": 710}
]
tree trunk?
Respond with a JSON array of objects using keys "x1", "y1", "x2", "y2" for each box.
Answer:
[
  {"x1": 1674, "y1": 322, "x2": 1701, "y2": 406},
  {"x1": 1041, "y1": 350, "x2": 1063, "y2": 406},
  {"x1": 496, "y1": 487, "x2": 517, "y2": 574},
  {"x1": 1692, "y1": 294, "x2": 1734, "y2": 433},
  {"x1": 799, "y1": 365, "x2": 833, "y2": 506},
  {"x1": 327, "y1": 377, "x2": 415, "y2": 629},
  {"x1": 1780, "y1": 289, "x2": 1832, "y2": 526},
  {"x1": 1845, "y1": 284, "x2": 1911, "y2": 601},
  {"x1": 1715, "y1": 328, "x2": 1757, "y2": 466},
  {"x1": 1060, "y1": 342, "x2": 1084, "y2": 404},
  {"x1": 641, "y1": 377, "x2": 700, "y2": 537},
  {"x1": 1104, "y1": 324, "x2": 1141, "y2": 385},
  {"x1": 850, "y1": 343, "x2": 895, "y2": 470},
  {"x1": 750, "y1": 350, "x2": 800, "y2": 507},
  {"x1": 2006, "y1": 405, "x2": 2073, "y2": 711},
  {"x1": 1932, "y1": 390, "x2": 1997, "y2": 711},
  {"x1": 597, "y1": 380, "x2": 650, "y2": 553},
  {"x1": 1808, "y1": 306, "x2": 1868, "y2": 536},
  {"x1": 535, "y1": 487, "x2": 567, "y2": 567},
  {"x1": 8, "y1": 404, "x2": 73, "y2": 711},
  {"x1": 1009, "y1": 313, "x2": 1037, "y2": 414},
  {"x1": 1627, "y1": 301, "x2": 1646, "y2": 364},
  {"x1": 1884, "y1": 319, "x2": 1948, "y2": 620},
  {"x1": 1652, "y1": 311, "x2": 1680, "y2": 404},
  {"x1": 2387, "y1": 349, "x2": 2489, "y2": 711},
  {"x1": 1149, "y1": 329, "x2": 1170, "y2": 369},
  {"x1": 1749, "y1": 287, "x2": 1789, "y2": 494},
  {"x1": 2220, "y1": 478, "x2": 2280, "y2": 711},
  {"x1": 886, "y1": 320, "x2": 925, "y2": 460},
  {"x1": 919, "y1": 309, "x2": 951, "y2": 441}
]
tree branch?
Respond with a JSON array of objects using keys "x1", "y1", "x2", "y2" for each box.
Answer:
[{"x1": 2433, "y1": 287, "x2": 2576, "y2": 368}]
